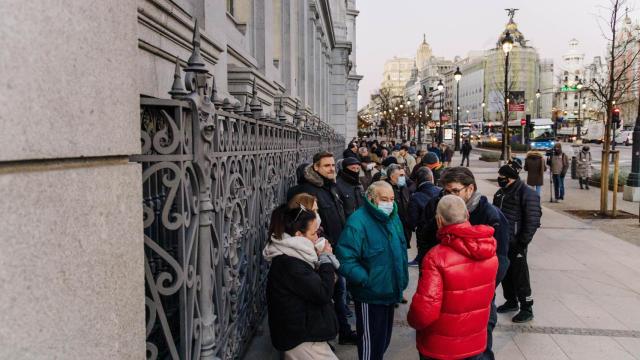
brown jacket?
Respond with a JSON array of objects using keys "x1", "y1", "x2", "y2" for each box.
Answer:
[
  {"x1": 549, "y1": 151, "x2": 569, "y2": 176},
  {"x1": 524, "y1": 151, "x2": 547, "y2": 186}
]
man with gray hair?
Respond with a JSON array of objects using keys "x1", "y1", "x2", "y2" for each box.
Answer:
[
  {"x1": 385, "y1": 164, "x2": 412, "y2": 249},
  {"x1": 336, "y1": 181, "x2": 409, "y2": 360},
  {"x1": 408, "y1": 195, "x2": 498, "y2": 360}
]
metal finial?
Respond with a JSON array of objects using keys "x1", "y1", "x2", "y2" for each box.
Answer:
[
  {"x1": 186, "y1": 19, "x2": 207, "y2": 74},
  {"x1": 169, "y1": 57, "x2": 188, "y2": 98}
]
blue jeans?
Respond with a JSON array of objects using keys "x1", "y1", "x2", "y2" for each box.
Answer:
[
  {"x1": 532, "y1": 185, "x2": 542, "y2": 196},
  {"x1": 552, "y1": 174, "x2": 565, "y2": 199}
]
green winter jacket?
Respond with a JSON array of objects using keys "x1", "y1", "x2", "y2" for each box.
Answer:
[{"x1": 336, "y1": 198, "x2": 409, "y2": 305}]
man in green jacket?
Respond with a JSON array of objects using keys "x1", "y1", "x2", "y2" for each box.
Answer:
[{"x1": 336, "y1": 181, "x2": 409, "y2": 360}]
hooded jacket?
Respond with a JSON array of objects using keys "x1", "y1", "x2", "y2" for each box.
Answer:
[
  {"x1": 408, "y1": 222, "x2": 498, "y2": 360},
  {"x1": 288, "y1": 165, "x2": 346, "y2": 245},
  {"x1": 336, "y1": 199, "x2": 409, "y2": 305},
  {"x1": 264, "y1": 234, "x2": 339, "y2": 351},
  {"x1": 407, "y1": 182, "x2": 442, "y2": 231}
]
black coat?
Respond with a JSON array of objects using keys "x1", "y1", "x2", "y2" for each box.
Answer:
[
  {"x1": 461, "y1": 142, "x2": 472, "y2": 155},
  {"x1": 407, "y1": 182, "x2": 442, "y2": 231},
  {"x1": 492, "y1": 179, "x2": 542, "y2": 250},
  {"x1": 388, "y1": 181, "x2": 412, "y2": 243},
  {"x1": 418, "y1": 192, "x2": 511, "y2": 284},
  {"x1": 288, "y1": 165, "x2": 346, "y2": 244},
  {"x1": 336, "y1": 170, "x2": 365, "y2": 218},
  {"x1": 267, "y1": 255, "x2": 338, "y2": 351}
]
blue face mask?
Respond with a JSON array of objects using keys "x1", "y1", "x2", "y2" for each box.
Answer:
[
  {"x1": 377, "y1": 201, "x2": 394, "y2": 216},
  {"x1": 397, "y1": 176, "x2": 407, "y2": 188}
]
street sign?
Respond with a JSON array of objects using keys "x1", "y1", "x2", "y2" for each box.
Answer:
[
  {"x1": 561, "y1": 85, "x2": 578, "y2": 92},
  {"x1": 520, "y1": 118, "x2": 526, "y2": 126}
]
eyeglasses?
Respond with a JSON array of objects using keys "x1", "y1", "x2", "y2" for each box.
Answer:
[{"x1": 445, "y1": 185, "x2": 468, "y2": 195}]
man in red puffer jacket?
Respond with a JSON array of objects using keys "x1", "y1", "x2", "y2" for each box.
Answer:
[{"x1": 408, "y1": 195, "x2": 498, "y2": 360}]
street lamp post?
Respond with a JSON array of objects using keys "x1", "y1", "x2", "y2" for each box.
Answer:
[
  {"x1": 438, "y1": 79, "x2": 445, "y2": 144},
  {"x1": 576, "y1": 79, "x2": 583, "y2": 140},
  {"x1": 500, "y1": 31, "x2": 514, "y2": 161},
  {"x1": 481, "y1": 102, "x2": 486, "y2": 134},
  {"x1": 535, "y1": 89, "x2": 541, "y2": 119},
  {"x1": 454, "y1": 67, "x2": 462, "y2": 151}
]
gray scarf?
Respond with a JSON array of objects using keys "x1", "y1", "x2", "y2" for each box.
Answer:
[{"x1": 466, "y1": 191, "x2": 482, "y2": 213}]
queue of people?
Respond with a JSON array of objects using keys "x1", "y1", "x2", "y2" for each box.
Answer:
[{"x1": 264, "y1": 138, "x2": 543, "y2": 360}]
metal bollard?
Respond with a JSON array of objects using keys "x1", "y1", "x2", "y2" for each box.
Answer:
[{"x1": 571, "y1": 156, "x2": 577, "y2": 179}]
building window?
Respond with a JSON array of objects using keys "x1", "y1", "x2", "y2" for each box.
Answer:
[
  {"x1": 574, "y1": 102, "x2": 578, "y2": 107},
  {"x1": 574, "y1": 94, "x2": 578, "y2": 100},
  {"x1": 226, "y1": 0, "x2": 234, "y2": 15}
]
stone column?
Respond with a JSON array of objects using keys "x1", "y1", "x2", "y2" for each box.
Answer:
[{"x1": 0, "y1": 1, "x2": 143, "y2": 358}]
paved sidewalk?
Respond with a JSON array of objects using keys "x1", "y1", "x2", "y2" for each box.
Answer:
[{"x1": 244, "y1": 158, "x2": 640, "y2": 360}]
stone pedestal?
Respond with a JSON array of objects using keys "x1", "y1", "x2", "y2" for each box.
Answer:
[{"x1": 623, "y1": 185, "x2": 640, "y2": 202}]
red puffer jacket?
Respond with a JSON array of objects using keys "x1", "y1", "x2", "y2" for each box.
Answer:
[{"x1": 407, "y1": 222, "x2": 498, "y2": 360}]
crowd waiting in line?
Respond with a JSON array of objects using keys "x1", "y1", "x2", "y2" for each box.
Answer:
[{"x1": 263, "y1": 138, "x2": 551, "y2": 359}]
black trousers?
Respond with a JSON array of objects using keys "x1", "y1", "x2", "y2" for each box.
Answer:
[
  {"x1": 355, "y1": 301, "x2": 394, "y2": 360},
  {"x1": 461, "y1": 153, "x2": 470, "y2": 167},
  {"x1": 334, "y1": 275, "x2": 352, "y2": 336},
  {"x1": 502, "y1": 245, "x2": 532, "y2": 304}
]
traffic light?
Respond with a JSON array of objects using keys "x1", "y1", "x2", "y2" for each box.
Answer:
[
  {"x1": 526, "y1": 115, "x2": 534, "y2": 132},
  {"x1": 612, "y1": 108, "x2": 621, "y2": 129}
]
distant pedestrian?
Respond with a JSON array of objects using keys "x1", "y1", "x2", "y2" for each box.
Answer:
[
  {"x1": 264, "y1": 203, "x2": 339, "y2": 359},
  {"x1": 577, "y1": 145, "x2": 592, "y2": 190},
  {"x1": 443, "y1": 144, "x2": 454, "y2": 167},
  {"x1": 359, "y1": 156, "x2": 376, "y2": 189},
  {"x1": 343, "y1": 142, "x2": 359, "y2": 160},
  {"x1": 460, "y1": 140, "x2": 472, "y2": 167},
  {"x1": 421, "y1": 152, "x2": 446, "y2": 186},
  {"x1": 408, "y1": 195, "x2": 498, "y2": 360},
  {"x1": 336, "y1": 181, "x2": 409, "y2": 360},
  {"x1": 337, "y1": 157, "x2": 365, "y2": 218},
  {"x1": 524, "y1": 151, "x2": 546, "y2": 196},
  {"x1": 427, "y1": 142, "x2": 442, "y2": 161},
  {"x1": 398, "y1": 145, "x2": 417, "y2": 173},
  {"x1": 548, "y1": 143, "x2": 569, "y2": 201},
  {"x1": 493, "y1": 163, "x2": 542, "y2": 323}
]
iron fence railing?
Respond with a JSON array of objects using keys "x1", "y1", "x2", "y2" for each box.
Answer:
[{"x1": 132, "y1": 21, "x2": 344, "y2": 360}]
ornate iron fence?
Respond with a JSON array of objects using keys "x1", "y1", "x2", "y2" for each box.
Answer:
[{"x1": 133, "y1": 22, "x2": 345, "y2": 360}]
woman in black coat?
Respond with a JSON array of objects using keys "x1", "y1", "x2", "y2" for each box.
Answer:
[{"x1": 263, "y1": 204, "x2": 340, "y2": 359}]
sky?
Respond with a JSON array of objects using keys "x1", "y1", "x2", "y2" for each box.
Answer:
[{"x1": 355, "y1": 0, "x2": 631, "y2": 108}]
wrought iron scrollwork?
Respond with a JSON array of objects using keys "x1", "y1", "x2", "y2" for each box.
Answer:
[{"x1": 133, "y1": 20, "x2": 345, "y2": 360}]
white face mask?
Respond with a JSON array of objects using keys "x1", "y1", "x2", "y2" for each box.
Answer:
[
  {"x1": 377, "y1": 201, "x2": 394, "y2": 216},
  {"x1": 315, "y1": 237, "x2": 326, "y2": 252},
  {"x1": 315, "y1": 212, "x2": 321, "y2": 226},
  {"x1": 366, "y1": 163, "x2": 375, "y2": 171}
]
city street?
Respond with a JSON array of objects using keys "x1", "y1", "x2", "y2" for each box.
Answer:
[{"x1": 559, "y1": 142, "x2": 633, "y2": 166}]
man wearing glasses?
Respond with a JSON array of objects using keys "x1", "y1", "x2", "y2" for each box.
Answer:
[{"x1": 416, "y1": 167, "x2": 509, "y2": 360}]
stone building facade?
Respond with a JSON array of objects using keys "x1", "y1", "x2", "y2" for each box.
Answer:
[{"x1": 0, "y1": 0, "x2": 359, "y2": 359}]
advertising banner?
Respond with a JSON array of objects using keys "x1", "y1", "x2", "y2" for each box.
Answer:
[{"x1": 508, "y1": 91, "x2": 525, "y2": 112}]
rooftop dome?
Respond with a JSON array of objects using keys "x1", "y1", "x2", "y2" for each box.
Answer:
[{"x1": 496, "y1": 19, "x2": 527, "y2": 48}]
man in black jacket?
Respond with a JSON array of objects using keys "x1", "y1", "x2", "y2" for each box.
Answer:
[
  {"x1": 287, "y1": 151, "x2": 357, "y2": 344},
  {"x1": 460, "y1": 139, "x2": 472, "y2": 167},
  {"x1": 418, "y1": 167, "x2": 510, "y2": 360},
  {"x1": 336, "y1": 157, "x2": 365, "y2": 218},
  {"x1": 493, "y1": 163, "x2": 542, "y2": 323},
  {"x1": 407, "y1": 168, "x2": 441, "y2": 267},
  {"x1": 386, "y1": 164, "x2": 412, "y2": 249}
]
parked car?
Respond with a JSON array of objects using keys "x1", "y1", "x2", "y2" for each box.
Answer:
[{"x1": 614, "y1": 130, "x2": 633, "y2": 146}]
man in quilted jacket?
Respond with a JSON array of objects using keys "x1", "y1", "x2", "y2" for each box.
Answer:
[{"x1": 408, "y1": 195, "x2": 498, "y2": 360}]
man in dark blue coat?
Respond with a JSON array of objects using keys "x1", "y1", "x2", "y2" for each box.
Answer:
[
  {"x1": 417, "y1": 167, "x2": 509, "y2": 360},
  {"x1": 407, "y1": 167, "x2": 441, "y2": 266}
]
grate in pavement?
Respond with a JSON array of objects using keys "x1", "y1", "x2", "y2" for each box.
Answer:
[{"x1": 393, "y1": 319, "x2": 640, "y2": 338}]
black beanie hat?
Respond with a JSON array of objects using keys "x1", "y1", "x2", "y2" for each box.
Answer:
[
  {"x1": 499, "y1": 164, "x2": 520, "y2": 179},
  {"x1": 342, "y1": 156, "x2": 361, "y2": 167}
]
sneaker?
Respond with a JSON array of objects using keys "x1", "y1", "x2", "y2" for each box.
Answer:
[
  {"x1": 338, "y1": 331, "x2": 358, "y2": 345},
  {"x1": 512, "y1": 309, "x2": 534, "y2": 323},
  {"x1": 497, "y1": 300, "x2": 519, "y2": 313},
  {"x1": 408, "y1": 259, "x2": 419, "y2": 267}
]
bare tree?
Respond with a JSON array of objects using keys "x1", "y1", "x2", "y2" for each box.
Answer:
[{"x1": 590, "y1": 0, "x2": 640, "y2": 214}]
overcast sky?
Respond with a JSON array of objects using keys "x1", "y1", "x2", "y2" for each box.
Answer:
[{"x1": 355, "y1": 0, "x2": 632, "y2": 108}]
